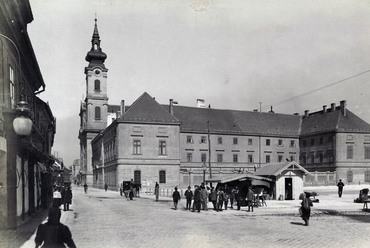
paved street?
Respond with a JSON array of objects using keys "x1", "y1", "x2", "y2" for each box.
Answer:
[{"x1": 2, "y1": 185, "x2": 370, "y2": 248}]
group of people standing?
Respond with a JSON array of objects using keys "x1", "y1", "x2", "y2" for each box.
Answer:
[
  {"x1": 175, "y1": 184, "x2": 257, "y2": 212},
  {"x1": 52, "y1": 185, "x2": 73, "y2": 211}
]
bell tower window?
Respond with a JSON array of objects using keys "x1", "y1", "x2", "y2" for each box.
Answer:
[
  {"x1": 95, "y1": 106, "x2": 101, "y2": 119},
  {"x1": 94, "y1": 80, "x2": 100, "y2": 91},
  {"x1": 94, "y1": 43, "x2": 98, "y2": 50}
]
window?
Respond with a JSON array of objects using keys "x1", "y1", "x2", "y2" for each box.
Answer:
[
  {"x1": 290, "y1": 155, "x2": 295, "y2": 162},
  {"x1": 248, "y1": 138, "x2": 253, "y2": 145},
  {"x1": 233, "y1": 137, "x2": 238, "y2": 145},
  {"x1": 347, "y1": 145, "x2": 353, "y2": 159},
  {"x1": 266, "y1": 139, "x2": 270, "y2": 146},
  {"x1": 290, "y1": 140, "x2": 295, "y2": 147},
  {"x1": 94, "y1": 79, "x2": 100, "y2": 91},
  {"x1": 248, "y1": 154, "x2": 253, "y2": 163},
  {"x1": 319, "y1": 137, "x2": 323, "y2": 145},
  {"x1": 217, "y1": 154, "x2": 223, "y2": 163},
  {"x1": 319, "y1": 153, "x2": 324, "y2": 163},
  {"x1": 266, "y1": 155, "x2": 270, "y2": 163},
  {"x1": 218, "y1": 137, "x2": 222, "y2": 144},
  {"x1": 233, "y1": 154, "x2": 238, "y2": 163},
  {"x1": 365, "y1": 146, "x2": 370, "y2": 159},
  {"x1": 159, "y1": 170, "x2": 166, "y2": 183},
  {"x1": 302, "y1": 140, "x2": 307, "y2": 147},
  {"x1": 134, "y1": 170, "x2": 141, "y2": 184},
  {"x1": 186, "y1": 135, "x2": 193, "y2": 143},
  {"x1": 278, "y1": 155, "x2": 283, "y2": 162},
  {"x1": 301, "y1": 153, "x2": 307, "y2": 164},
  {"x1": 200, "y1": 136, "x2": 207, "y2": 144},
  {"x1": 95, "y1": 106, "x2": 101, "y2": 119},
  {"x1": 310, "y1": 153, "x2": 315, "y2": 164},
  {"x1": 187, "y1": 153, "x2": 193, "y2": 162},
  {"x1": 328, "y1": 136, "x2": 333, "y2": 143},
  {"x1": 133, "y1": 140, "x2": 141, "y2": 154},
  {"x1": 278, "y1": 140, "x2": 283, "y2": 146},
  {"x1": 159, "y1": 141, "x2": 166, "y2": 155},
  {"x1": 365, "y1": 171, "x2": 370, "y2": 182},
  {"x1": 310, "y1": 139, "x2": 315, "y2": 146},
  {"x1": 9, "y1": 66, "x2": 15, "y2": 108},
  {"x1": 347, "y1": 171, "x2": 353, "y2": 183},
  {"x1": 201, "y1": 154, "x2": 207, "y2": 163}
]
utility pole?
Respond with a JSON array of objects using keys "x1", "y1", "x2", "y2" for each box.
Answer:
[{"x1": 207, "y1": 121, "x2": 212, "y2": 179}]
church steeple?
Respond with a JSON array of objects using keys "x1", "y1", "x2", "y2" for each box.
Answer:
[{"x1": 85, "y1": 18, "x2": 107, "y2": 67}]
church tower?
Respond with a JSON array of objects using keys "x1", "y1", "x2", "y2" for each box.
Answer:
[{"x1": 79, "y1": 18, "x2": 108, "y2": 186}]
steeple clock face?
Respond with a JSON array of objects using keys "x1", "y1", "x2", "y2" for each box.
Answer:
[{"x1": 94, "y1": 69, "x2": 101, "y2": 76}]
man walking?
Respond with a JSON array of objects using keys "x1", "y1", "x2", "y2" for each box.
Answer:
[
  {"x1": 337, "y1": 179, "x2": 345, "y2": 198},
  {"x1": 172, "y1": 187, "x2": 181, "y2": 210},
  {"x1": 200, "y1": 184, "x2": 208, "y2": 210},
  {"x1": 247, "y1": 187, "x2": 255, "y2": 212},
  {"x1": 184, "y1": 186, "x2": 193, "y2": 210}
]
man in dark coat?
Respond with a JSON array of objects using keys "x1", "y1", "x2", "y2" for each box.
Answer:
[
  {"x1": 61, "y1": 187, "x2": 72, "y2": 211},
  {"x1": 184, "y1": 186, "x2": 193, "y2": 210},
  {"x1": 172, "y1": 187, "x2": 181, "y2": 210},
  {"x1": 192, "y1": 185, "x2": 201, "y2": 212},
  {"x1": 246, "y1": 187, "x2": 255, "y2": 212},
  {"x1": 337, "y1": 179, "x2": 345, "y2": 198}
]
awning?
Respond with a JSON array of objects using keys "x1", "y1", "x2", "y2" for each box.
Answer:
[
  {"x1": 205, "y1": 173, "x2": 272, "y2": 184},
  {"x1": 251, "y1": 179, "x2": 270, "y2": 187},
  {"x1": 52, "y1": 161, "x2": 62, "y2": 171}
]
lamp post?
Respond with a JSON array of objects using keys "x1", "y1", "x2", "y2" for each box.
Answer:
[{"x1": 202, "y1": 163, "x2": 207, "y2": 185}]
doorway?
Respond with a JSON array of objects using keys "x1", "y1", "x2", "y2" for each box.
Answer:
[{"x1": 285, "y1": 178, "x2": 293, "y2": 200}]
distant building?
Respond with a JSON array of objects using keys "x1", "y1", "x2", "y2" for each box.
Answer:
[{"x1": 79, "y1": 19, "x2": 370, "y2": 191}]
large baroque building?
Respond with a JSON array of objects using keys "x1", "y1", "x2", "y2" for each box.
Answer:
[
  {"x1": 1, "y1": 0, "x2": 56, "y2": 229},
  {"x1": 79, "y1": 20, "x2": 370, "y2": 191}
]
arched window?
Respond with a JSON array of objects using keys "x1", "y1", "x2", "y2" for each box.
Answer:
[
  {"x1": 159, "y1": 170, "x2": 166, "y2": 184},
  {"x1": 94, "y1": 80, "x2": 100, "y2": 91},
  {"x1": 95, "y1": 106, "x2": 101, "y2": 119}
]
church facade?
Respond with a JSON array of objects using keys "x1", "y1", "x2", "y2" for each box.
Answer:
[{"x1": 79, "y1": 20, "x2": 370, "y2": 190}]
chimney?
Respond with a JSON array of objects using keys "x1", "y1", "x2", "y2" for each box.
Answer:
[
  {"x1": 322, "y1": 105, "x2": 327, "y2": 113},
  {"x1": 340, "y1": 100, "x2": 346, "y2": 116},
  {"x1": 120, "y1": 100, "x2": 125, "y2": 115},
  {"x1": 304, "y1": 110, "x2": 309, "y2": 118},
  {"x1": 331, "y1": 103, "x2": 336, "y2": 112},
  {"x1": 197, "y1": 99, "x2": 206, "y2": 108},
  {"x1": 169, "y1": 99, "x2": 174, "y2": 115},
  {"x1": 116, "y1": 111, "x2": 121, "y2": 118}
]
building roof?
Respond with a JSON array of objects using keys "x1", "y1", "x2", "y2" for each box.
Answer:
[
  {"x1": 255, "y1": 161, "x2": 311, "y2": 176},
  {"x1": 301, "y1": 108, "x2": 370, "y2": 135},
  {"x1": 170, "y1": 105, "x2": 301, "y2": 137},
  {"x1": 119, "y1": 92, "x2": 180, "y2": 124}
]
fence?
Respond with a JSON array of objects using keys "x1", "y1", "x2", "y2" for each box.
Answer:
[{"x1": 303, "y1": 171, "x2": 337, "y2": 186}]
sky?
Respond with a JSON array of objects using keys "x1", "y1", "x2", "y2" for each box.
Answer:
[{"x1": 27, "y1": 0, "x2": 370, "y2": 167}]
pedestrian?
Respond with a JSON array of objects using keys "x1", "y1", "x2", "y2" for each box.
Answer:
[
  {"x1": 192, "y1": 185, "x2": 201, "y2": 212},
  {"x1": 246, "y1": 187, "x2": 255, "y2": 212},
  {"x1": 52, "y1": 188, "x2": 62, "y2": 208},
  {"x1": 184, "y1": 186, "x2": 193, "y2": 210},
  {"x1": 61, "y1": 186, "x2": 72, "y2": 211},
  {"x1": 300, "y1": 192, "x2": 313, "y2": 226},
  {"x1": 35, "y1": 207, "x2": 77, "y2": 248},
  {"x1": 224, "y1": 186, "x2": 230, "y2": 210},
  {"x1": 210, "y1": 187, "x2": 218, "y2": 210},
  {"x1": 337, "y1": 179, "x2": 345, "y2": 198},
  {"x1": 235, "y1": 186, "x2": 242, "y2": 210},
  {"x1": 172, "y1": 187, "x2": 181, "y2": 210},
  {"x1": 200, "y1": 185, "x2": 209, "y2": 210},
  {"x1": 217, "y1": 187, "x2": 225, "y2": 211},
  {"x1": 83, "y1": 183, "x2": 88, "y2": 194},
  {"x1": 104, "y1": 183, "x2": 108, "y2": 191},
  {"x1": 155, "y1": 182, "x2": 159, "y2": 201},
  {"x1": 230, "y1": 187, "x2": 236, "y2": 209}
]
